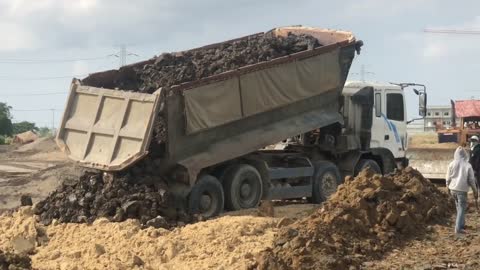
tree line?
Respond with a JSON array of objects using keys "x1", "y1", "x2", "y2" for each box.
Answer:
[{"x1": 0, "y1": 102, "x2": 52, "y2": 138}]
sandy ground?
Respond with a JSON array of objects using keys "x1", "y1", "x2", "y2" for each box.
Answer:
[
  {"x1": 366, "y1": 195, "x2": 480, "y2": 269},
  {"x1": 2, "y1": 134, "x2": 480, "y2": 270},
  {"x1": 408, "y1": 133, "x2": 456, "y2": 149},
  {"x1": 0, "y1": 138, "x2": 83, "y2": 212},
  {"x1": 0, "y1": 204, "x2": 318, "y2": 270}
]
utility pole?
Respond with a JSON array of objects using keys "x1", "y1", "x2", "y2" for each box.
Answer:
[
  {"x1": 109, "y1": 45, "x2": 139, "y2": 68},
  {"x1": 360, "y1": 65, "x2": 366, "y2": 82},
  {"x1": 351, "y1": 64, "x2": 374, "y2": 82},
  {"x1": 50, "y1": 109, "x2": 55, "y2": 136},
  {"x1": 120, "y1": 44, "x2": 127, "y2": 67}
]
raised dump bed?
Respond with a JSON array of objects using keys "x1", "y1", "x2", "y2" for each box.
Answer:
[{"x1": 57, "y1": 26, "x2": 360, "y2": 184}]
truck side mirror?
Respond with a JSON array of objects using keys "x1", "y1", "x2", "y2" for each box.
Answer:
[{"x1": 419, "y1": 92, "x2": 427, "y2": 117}]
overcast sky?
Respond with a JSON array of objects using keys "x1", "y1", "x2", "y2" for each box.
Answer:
[{"x1": 0, "y1": 0, "x2": 479, "y2": 127}]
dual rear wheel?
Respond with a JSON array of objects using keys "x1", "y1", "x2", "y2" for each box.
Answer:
[
  {"x1": 188, "y1": 164, "x2": 263, "y2": 218},
  {"x1": 188, "y1": 159, "x2": 382, "y2": 218},
  {"x1": 310, "y1": 158, "x2": 381, "y2": 203}
]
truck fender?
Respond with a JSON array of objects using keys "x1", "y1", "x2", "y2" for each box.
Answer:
[
  {"x1": 370, "y1": 148, "x2": 396, "y2": 174},
  {"x1": 337, "y1": 151, "x2": 362, "y2": 180}
]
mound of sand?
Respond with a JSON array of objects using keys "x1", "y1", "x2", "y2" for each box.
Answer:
[
  {"x1": 0, "y1": 205, "x2": 301, "y2": 270},
  {"x1": 13, "y1": 137, "x2": 58, "y2": 154},
  {"x1": 255, "y1": 167, "x2": 453, "y2": 269}
]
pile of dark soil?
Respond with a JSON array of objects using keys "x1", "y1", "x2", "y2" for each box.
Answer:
[
  {"x1": 33, "y1": 163, "x2": 189, "y2": 228},
  {"x1": 0, "y1": 250, "x2": 31, "y2": 270},
  {"x1": 136, "y1": 32, "x2": 320, "y2": 93},
  {"x1": 81, "y1": 32, "x2": 321, "y2": 143},
  {"x1": 254, "y1": 167, "x2": 453, "y2": 270}
]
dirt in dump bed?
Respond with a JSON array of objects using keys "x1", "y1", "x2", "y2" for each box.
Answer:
[
  {"x1": 254, "y1": 167, "x2": 454, "y2": 270},
  {"x1": 33, "y1": 162, "x2": 188, "y2": 228},
  {"x1": 81, "y1": 32, "x2": 321, "y2": 144}
]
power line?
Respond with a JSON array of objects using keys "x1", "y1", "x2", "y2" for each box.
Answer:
[
  {"x1": 424, "y1": 28, "x2": 480, "y2": 35},
  {"x1": 109, "y1": 44, "x2": 139, "y2": 67},
  {"x1": 11, "y1": 108, "x2": 58, "y2": 131},
  {"x1": 350, "y1": 64, "x2": 375, "y2": 82},
  {"x1": 0, "y1": 92, "x2": 68, "y2": 97},
  {"x1": 0, "y1": 56, "x2": 109, "y2": 64},
  {"x1": 0, "y1": 75, "x2": 87, "y2": 81},
  {"x1": 12, "y1": 108, "x2": 62, "y2": 112}
]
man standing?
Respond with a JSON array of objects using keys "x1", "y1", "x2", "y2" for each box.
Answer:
[
  {"x1": 469, "y1": 135, "x2": 480, "y2": 188},
  {"x1": 446, "y1": 147, "x2": 478, "y2": 235}
]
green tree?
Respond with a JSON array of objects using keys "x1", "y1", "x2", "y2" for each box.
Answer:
[
  {"x1": 0, "y1": 102, "x2": 13, "y2": 136},
  {"x1": 38, "y1": 127, "x2": 52, "y2": 137},
  {"x1": 13, "y1": 121, "x2": 38, "y2": 134}
]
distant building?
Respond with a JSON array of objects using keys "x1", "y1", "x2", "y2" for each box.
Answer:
[
  {"x1": 424, "y1": 105, "x2": 460, "y2": 132},
  {"x1": 407, "y1": 119, "x2": 426, "y2": 134}
]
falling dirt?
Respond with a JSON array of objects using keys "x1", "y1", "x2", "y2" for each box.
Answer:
[
  {"x1": 33, "y1": 170, "x2": 180, "y2": 227},
  {"x1": 254, "y1": 167, "x2": 453, "y2": 270}
]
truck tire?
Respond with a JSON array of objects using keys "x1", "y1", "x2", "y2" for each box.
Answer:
[
  {"x1": 188, "y1": 175, "x2": 224, "y2": 218},
  {"x1": 222, "y1": 164, "x2": 263, "y2": 211},
  {"x1": 311, "y1": 161, "x2": 341, "y2": 203},
  {"x1": 355, "y1": 159, "x2": 382, "y2": 175}
]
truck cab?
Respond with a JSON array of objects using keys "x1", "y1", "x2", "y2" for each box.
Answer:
[{"x1": 342, "y1": 81, "x2": 426, "y2": 168}]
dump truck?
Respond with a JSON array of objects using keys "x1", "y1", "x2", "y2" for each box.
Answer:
[{"x1": 56, "y1": 26, "x2": 427, "y2": 218}]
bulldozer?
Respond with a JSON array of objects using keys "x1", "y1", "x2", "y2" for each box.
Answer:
[{"x1": 408, "y1": 99, "x2": 480, "y2": 181}]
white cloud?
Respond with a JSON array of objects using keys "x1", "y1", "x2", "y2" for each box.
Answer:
[
  {"x1": 421, "y1": 16, "x2": 480, "y2": 60},
  {"x1": 5, "y1": 0, "x2": 56, "y2": 17},
  {"x1": 72, "y1": 60, "x2": 90, "y2": 76},
  {"x1": 422, "y1": 43, "x2": 448, "y2": 58},
  {"x1": 393, "y1": 16, "x2": 480, "y2": 62},
  {"x1": 68, "y1": 0, "x2": 98, "y2": 11},
  {"x1": 342, "y1": 0, "x2": 434, "y2": 19},
  {"x1": 0, "y1": 22, "x2": 39, "y2": 51}
]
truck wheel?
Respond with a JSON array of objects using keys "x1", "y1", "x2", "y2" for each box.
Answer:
[
  {"x1": 188, "y1": 175, "x2": 224, "y2": 218},
  {"x1": 311, "y1": 162, "x2": 341, "y2": 203},
  {"x1": 222, "y1": 164, "x2": 263, "y2": 211},
  {"x1": 355, "y1": 159, "x2": 382, "y2": 175}
]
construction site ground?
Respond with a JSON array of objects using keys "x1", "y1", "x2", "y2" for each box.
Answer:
[
  {"x1": 1, "y1": 134, "x2": 480, "y2": 269},
  {"x1": 0, "y1": 138, "x2": 83, "y2": 213}
]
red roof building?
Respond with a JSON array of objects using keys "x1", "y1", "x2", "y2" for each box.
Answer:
[{"x1": 455, "y1": 100, "x2": 480, "y2": 118}]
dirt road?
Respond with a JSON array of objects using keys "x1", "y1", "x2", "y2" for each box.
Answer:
[{"x1": 0, "y1": 138, "x2": 83, "y2": 212}]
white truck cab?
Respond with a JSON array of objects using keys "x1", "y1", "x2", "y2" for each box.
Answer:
[
  {"x1": 344, "y1": 81, "x2": 406, "y2": 159},
  {"x1": 342, "y1": 81, "x2": 426, "y2": 167}
]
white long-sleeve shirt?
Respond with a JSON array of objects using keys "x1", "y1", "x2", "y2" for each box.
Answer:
[{"x1": 446, "y1": 147, "x2": 478, "y2": 193}]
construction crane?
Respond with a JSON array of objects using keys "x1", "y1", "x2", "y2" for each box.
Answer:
[{"x1": 424, "y1": 28, "x2": 480, "y2": 35}]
